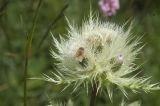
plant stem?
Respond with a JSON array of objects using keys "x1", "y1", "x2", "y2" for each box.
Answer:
[
  {"x1": 23, "y1": 0, "x2": 42, "y2": 106},
  {"x1": 37, "y1": 3, "x2": 68, "y2": 49},
  {"x1": 89, "y1": 83, "x2": 97, "y2": 106}
]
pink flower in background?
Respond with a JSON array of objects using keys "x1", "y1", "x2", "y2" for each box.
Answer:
[{"x1": 99, "y1": 0, "x2": 120, "y2": 16}]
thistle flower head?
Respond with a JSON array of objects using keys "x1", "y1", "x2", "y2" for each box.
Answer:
[{"x1": 46, "y1": 15, "x2": 160, "y2": 100}]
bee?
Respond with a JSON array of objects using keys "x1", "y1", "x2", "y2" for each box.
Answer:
[{"x1": 75, "y1": 47, "x2": 85, "y2": 62}]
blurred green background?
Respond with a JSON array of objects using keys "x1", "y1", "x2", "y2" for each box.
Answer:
[{"x1": 0, "y1": 0, "x2": 160, "y2": 106}]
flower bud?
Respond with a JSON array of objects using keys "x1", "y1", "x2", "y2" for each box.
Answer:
[{"x1": 110, "y1": 54, "x2": 123, "y2": 71}]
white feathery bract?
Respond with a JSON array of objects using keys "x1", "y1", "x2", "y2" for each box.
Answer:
[{"x1": 46, "y1": 14, "x2": 160, "y2": 100}]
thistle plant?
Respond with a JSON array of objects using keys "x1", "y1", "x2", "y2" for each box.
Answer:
[{"x1": 45, "y1": 14, "x2": 160, "y2": 105}]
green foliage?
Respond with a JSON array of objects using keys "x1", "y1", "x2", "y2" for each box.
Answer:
[{"x1": 0, "y1": 0, "x2": 160, "y2": 106}]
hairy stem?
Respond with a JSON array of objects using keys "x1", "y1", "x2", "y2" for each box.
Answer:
[
  {"x1": 89, "y1": 83, "x2": 97, "y2": 106},
  {"x1": 37, "y1": 3, "x2": 68, "y2": 49},
  {"x1": 23, "y1": 0, "x2": 42, "y2": 106}
]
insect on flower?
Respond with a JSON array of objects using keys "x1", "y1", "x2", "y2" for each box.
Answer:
[{"x1": 75, "y1": 47, "x2": 86, "y2": 62}]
